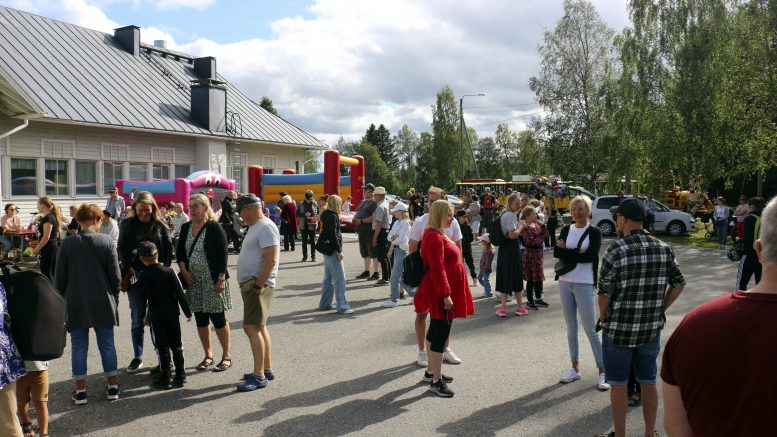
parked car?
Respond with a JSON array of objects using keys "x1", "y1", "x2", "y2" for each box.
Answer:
[
  {"x1": 446, "y1": 194, "x2": 463, "y2": 209},
  {"x1": 591, "y1": 195, "x2": 695, "y2": 237}
]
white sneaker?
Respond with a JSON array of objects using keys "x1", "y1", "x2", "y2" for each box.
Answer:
[
  {"x1": 560, "y1": 368, "x2": 582, "y2": 383},
  {"x1": 417, "y1": 350, "x2": 428, "y2": 367},
  {"x1": 381, "y1": 299, "x2": 398, "y2": 308},
  {"x1": 443, "y1": 348, "x2": 462, "y2": 365},
  {"x1": 597, "y1": 373, "x2": 611, "y2": 391}
]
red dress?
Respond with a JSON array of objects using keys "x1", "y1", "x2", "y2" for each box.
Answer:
[
  {"x1": 522, "y1": 223, "x2": 548, "y2": 281},
  {"x1": 281, "y1": 202, "x2": 298, "y2": 234},
  {"x1": 414, "y1": 228, "x2": 475, "y2": 320}
]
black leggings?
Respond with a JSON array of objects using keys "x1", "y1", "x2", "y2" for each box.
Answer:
[
  {"x1": 462, "y1": 247, "x2": 476, "y2": 279},
  {"x1": 194, "y1": 311, "x2": 227, "y2": 329},
  {"x1": 525, "y1": 280, "x2": 544, "y2": 302},
  {"x1": 426, "y1": 318, "x2": 452, "y2": 353}
]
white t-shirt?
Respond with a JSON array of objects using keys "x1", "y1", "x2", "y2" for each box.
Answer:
[
  {"x1": 408, "y1": 213, "x2": 462, "y2": 242},
  {"x1": 559, "y1": 223, "x2": 593, "y2": 284},
  {"x1": 237, "y1": 218, "x2": 280, "y2": 286},
  {"x1": 388, "y1": 219, "x2": 410, "y2": 252}
]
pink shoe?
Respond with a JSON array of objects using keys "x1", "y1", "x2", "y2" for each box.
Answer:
[
  {"x1": 495, "y1": 308, "x2": 507, "y2": 318},
  {"x1": 515, "y1": 307, "x2": 529, "y2": 316}
]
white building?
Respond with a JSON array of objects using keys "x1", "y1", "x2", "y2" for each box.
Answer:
[{"x1": 0, "y1": 6, "x2": 325, "y2": 216}]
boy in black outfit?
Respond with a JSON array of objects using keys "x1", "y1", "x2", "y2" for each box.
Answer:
[
  {"x1": 456, "y1": 210, "x2": 477, "y2": 287},
  {"x1": 136, "y1": 242, "x2": 192, "y2": 390}
]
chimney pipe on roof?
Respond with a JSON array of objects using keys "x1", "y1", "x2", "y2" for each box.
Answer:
[
  {"x1": 114, "y1": 25, "x2": 140, "y2": 56},
  {"x1": 153, "y1": 40, "x2": 167, "y2": 49},
  {"x1": 191, "y1": 79, "x2": 227, "y2": 132},
  {"x1": 193, "y1": 57, "x2": 217, "y2": 80}
]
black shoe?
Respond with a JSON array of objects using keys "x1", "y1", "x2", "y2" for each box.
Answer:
[
  {"x1": 152, "y1": 377, "x2": 172, "y2": 390},
  {"x1": 376, "y1": 279, "x2": 389, "y2": 285},
  {"x1": 127, "y1": 357, "x2": 144, "y2": 373},
  {"x1": 535, "y1": 299, "x2": 550, "y2": 308},
  {"x1": 428, "y1": 379, "x2": 454, "y2": 398},
  {"x1": 369, "y1": 272, "x2": 380, "y2": 280},
  {"x1": 527, "y1": 302, "x2": 539, "y2": 310},
  {"x1": 594, "y1": 431, "x2": 615, "y2": 437},
  {"x1": 423, "y1": 371, "x2": 453, "y2": 383},
  {"x1": 355, "y1": 271, "x2": 370, "y2": 279},
  {"x1": 172, "y1": 372, "x2": 187, "y2": 387},
  {"x1": 301, "y1": 256, "x2": 308, "y2": 262}
]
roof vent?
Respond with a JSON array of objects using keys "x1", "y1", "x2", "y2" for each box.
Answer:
[
  {"x1": 114, "y1": 25, "x2": 140, "y2": 56},
  {"x1": 193, "y1": 57, "x2": 217, "y2": 80},
  {"x1": 153, "y1": 40, "x2": 167, "y2": 49},
  {"x1": 191, "y1": 79, "x2": 227, "y2": 132}
]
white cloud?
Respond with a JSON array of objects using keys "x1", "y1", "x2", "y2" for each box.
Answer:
[{"x1": 1, "y1": 0, "x2": 630, "y2": 145}]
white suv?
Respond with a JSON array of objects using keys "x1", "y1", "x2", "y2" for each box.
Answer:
[{"x1": 591, "y1": 195, "x2": 696, "y2": 236}]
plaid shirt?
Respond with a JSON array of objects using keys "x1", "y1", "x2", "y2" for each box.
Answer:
[{"x1": 598, "y1": 230, "x2": 686, "y2": 347}]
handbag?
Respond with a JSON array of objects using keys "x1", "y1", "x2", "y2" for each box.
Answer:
[
  {"x1": 554, "y1": 226, "x2": 592, "y2": 279},
  {"x1": 402, "y1": 249, "x2": 426, "y2": 287},
  {"x1": 177, "y1": 222, "x2": 206, "y2": 288},
  {"x1": 120, "y1": 223, "x2": 157, "y2": 291},
  {"x1": 315, "y1": 212, "x2": 338, "y2": 256}
]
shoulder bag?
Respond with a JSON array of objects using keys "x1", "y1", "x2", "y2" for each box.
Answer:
[
  {"x1": 177, "y1": 222, "x2": 206, "y2": 289},
  {"x1": 553, "y1": 226, "x2": 592, "y2": 280}
]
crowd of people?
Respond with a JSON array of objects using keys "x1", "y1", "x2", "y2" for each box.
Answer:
[{"x1": 0, "y1": 181, "x2": 773, "y2": 436}]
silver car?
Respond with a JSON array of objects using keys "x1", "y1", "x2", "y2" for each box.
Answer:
[{"x1": 591, "y1": 195, "x2": 696, "y2": 237}]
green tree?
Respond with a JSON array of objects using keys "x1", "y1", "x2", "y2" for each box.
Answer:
[
  {"x1": 393, "y1": 124, "x2": 420, "y2": 187},
  {"x1": 354, "y1": 142, "x2": 394, "y2": 191},
  {"x1": 259, "y1": 96, "x2": 279, "y2": 117},
  {"x1": 530, "y1": 0, "x2": 616, "y2": 187},
  {"x1": 415, "y1": 132, "x2": 436, "y2": 191},
  {"x1": 303, "y1": 150, "x2": 320, "y2": 173},
  {"x1": 475, "y1": 136, "x2": 502, "y2": 179},
  {"x1": 432, "y1": 85, "x2": 460, "y2": 189}
]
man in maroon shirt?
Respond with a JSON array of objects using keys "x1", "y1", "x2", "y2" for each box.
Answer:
[{"x1": 661, "y1": 196, "x2": 777, "y2": 436}]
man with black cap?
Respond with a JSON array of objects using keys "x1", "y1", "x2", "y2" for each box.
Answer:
[
  {"x1": 105, "y1": 187, "x2": 126, "y2": 222},
  {"x1": 99, "y1": 209, "x2": 119, "y2": 248},
  {"x1": 353, "y1": 183, "x2": 379, "y2": 279},
  {"x1": 297, "y1": 190, "x2": 319, "y2": 262},
  {"x1": 235, "y1": 194, "x2": 279, "y2": 392},
  {"x1": 596, "y1": 198, "x2": 686, "y2": 437}
]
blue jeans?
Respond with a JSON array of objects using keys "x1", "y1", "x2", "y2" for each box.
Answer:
[
  {"x1": 389, "y1": 248, "x2": 410, "y2": 302},
  {"x1": 70, "y1": 326, "x2": 118, "y2": 380},
  {"x1": 319, "y1": 253, "x2": 350, "y2": 311},
  {"x1": 602, "y1": 333, "x2": 661, "y2": 386},
  {"x1": 128, "y1": 286, "x2": 147, "y2": 358},
  {"x1": 716, "y1": 219, "x2": 729, "y2": 245},
  {"x1": 0, "y1": 236, "x2": 15, "y2": 255},
  {"x1": 477, "y1": 271, "x2": 492, "y2": 295},
  {"x1": 558, "y1": 281, "x2": 604, "y2": 368}
]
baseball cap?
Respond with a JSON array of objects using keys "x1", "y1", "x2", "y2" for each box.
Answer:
[
  {"x1": 390, "y1": 202, "x2": 408, "y2": 213},
  {"x1": 136, "y1": 241, "x2": 158, "y2": 257},
  {"x1": 616, "y1": 198, "x2": 645, "y2": 222},
  {"x1": 102, "y1": 209, "x2": 113, "y2": 218},
  {"x1": 455, "y1": 209, "x2": 467, "y2": 218},
  {"x1": 305, "y1": 190, "x2": 314, "y2": 199},
  {"x1": 108, "y1": 186, "x2": 117, "y2": 193},
  {"x1": 236, "y1": 194, "x2": 261, "y2": 212},
  {"x1": 478, "y1": 233, "x2": 490, "y2": 243},
  {"x1": 364, "y1": 183, "x2": 376, "y2": 191}
]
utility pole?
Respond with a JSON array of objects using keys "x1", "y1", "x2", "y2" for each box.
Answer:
[{"x1": 459, "y1": 93, "x2": 485, "y2": 181}]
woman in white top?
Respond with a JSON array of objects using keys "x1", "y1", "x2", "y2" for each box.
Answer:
[
  {"x1": 466, "y1": 195, "x2": 481, "y2": 237},
  {"x1": 553, "y1": 195, "x2": 609, "y2": 391},
  {"x1": 383, "y1": 202, "x2": 411, "y2": 308},
  {"x1": 713, "y1": 197, "x2": 729, "y2": 249},
  {"x1": 0, "y1": 203, "x2": 24, "y2": 258}
]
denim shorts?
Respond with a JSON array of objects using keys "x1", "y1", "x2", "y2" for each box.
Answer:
[{"x1": 602, "y1": 333, "x2": 660, "y2": 386}]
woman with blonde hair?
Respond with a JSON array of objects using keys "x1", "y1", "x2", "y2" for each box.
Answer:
[
  {"x1": 280, "y1": 194, "x2": 298, "y2": 251},
  {"x1": 177, "y1": 193, "x2": 233, "y2": 372},
  {"x1": 415, "y1": 200, "x2": 474, "y2": 397},
  {"x1": 117, "y1": 191, "x2": 173, "y2": 373},
  {"x1": 32, "y1": 196, "x2": 62, "y2": 282},
  {"x1": 317, "y1": 195, "x2": 353, "y2": 314}
]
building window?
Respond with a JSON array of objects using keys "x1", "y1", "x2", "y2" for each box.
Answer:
[
  {"x1": 175, "y1": 165, "x2": 191, "y2": 179},
  {"x1": 102, "y1": 144, "x2": 129, "y2": 162},
  {"x1": 262, "y1": 155, "x2": 278, "y2": 170},
  {"x1": 42, "y1": 139, "x2": 74, "y2": 158},
  {"x1": 104, "y1": 162, "x2": 123, "y2": 192},
  {"x1": 76, "y1": 161, "x2": 97, "y2": 195},
  {"x1": 151, "y1": 147, "x2": 175, "y2": 163},
  {"x1": 45, "y1": 159, "x2": 68, "y2": 196},
  {"x1": 129, "y1": 163, "x2": 147, "y2": 181},
  {"x1": 153, "y1": 164, "x2": 170, "y2": 181},
  {"x1": 10, "y1": 158, "x2": 36, "y2": 196}
]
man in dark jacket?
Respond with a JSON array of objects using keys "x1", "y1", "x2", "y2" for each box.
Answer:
[
  {"x1": 297, "y1": 190, "x2": 320, "y2": 262},
  {"x1": 220, "y1": 191, "x2": 240, "y2": 252},
  {"x1": 737, "y1": 197, "x2": 765, "y2": 290}
]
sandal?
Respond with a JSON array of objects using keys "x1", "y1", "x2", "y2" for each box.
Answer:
[
  {"x1": 212, "y1": 357, "x2": 232, "y2": 372},
  {"x1": 22, "y1": 422, "x2": 33, "y2": 437},
  {"x1": 196, "y1": 357, "x2": 214, "y2": 371}
]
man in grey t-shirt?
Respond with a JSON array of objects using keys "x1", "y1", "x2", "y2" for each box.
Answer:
[
  {"x1": 371, "y1": 186, "x2": 391, "y2": 284},
  {"x1": 353, "y1": 184, "x2": 379, "y2": 279},
  {"x1": 235, "y1": 194, "x2": 279, "y2": 392}
]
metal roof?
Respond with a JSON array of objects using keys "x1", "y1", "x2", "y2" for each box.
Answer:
[{"x1": 0, "y1": 6, "x2": 325, "y2": 148}]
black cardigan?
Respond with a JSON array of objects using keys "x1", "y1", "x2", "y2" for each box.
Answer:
[
  {"x1": 318, "y1": 210, "x2": 343, "y2": 253},
  {"x1": 176, "y1": 220, "x2": 229, "y2": 284},
  {"x1": 553, "y1": 224, "x2": 602, "y2": 283}
]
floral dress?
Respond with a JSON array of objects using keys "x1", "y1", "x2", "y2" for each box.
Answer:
[
  {"x1": 185, "y1": 228, "x2": 232, "y2": 314},
  {"x1": 522, "y1": 223, "x2": 548, "y2": 281}
]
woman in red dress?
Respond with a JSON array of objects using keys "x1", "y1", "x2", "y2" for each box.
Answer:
[
  {"x1": 416, "y1": 200, "x2": 475, "y2": 398},
  {"x1": 280, "y1": 195, "x2": 298, "y2": 251},
  {"x1": 521, "y1": 206, "x2": 549, "y2": 310}
]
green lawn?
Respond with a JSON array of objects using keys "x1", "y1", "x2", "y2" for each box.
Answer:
[{"x1": 660, "y1": 225, "x2": 720, "y2": 249}]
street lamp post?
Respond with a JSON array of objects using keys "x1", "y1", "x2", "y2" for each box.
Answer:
[{"x1": 460, "y1": 93, "x2": 485, "y2": 180}]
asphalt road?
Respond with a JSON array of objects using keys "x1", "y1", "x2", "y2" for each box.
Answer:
[{"x1": 39, "y1": 234, "x2": 740, "y2": 436}]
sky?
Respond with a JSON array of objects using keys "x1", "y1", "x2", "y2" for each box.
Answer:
[{"x1": 0, "y1": 0, "x2": 631, "y2": 145}]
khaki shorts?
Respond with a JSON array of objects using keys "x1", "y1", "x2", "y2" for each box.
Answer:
[
  {"x1": 15, "y1": 370, "x2": 49, "y2": 403},
  {"x1": 240, "y1": 279, "x2": 274, "y2": 326},
  {"x1": 1, "y1": 382, "x2": 22, "y2": 437}
]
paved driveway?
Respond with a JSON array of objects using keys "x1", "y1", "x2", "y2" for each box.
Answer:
[{"x1": 42, "y1": 234, "x2": 738, "y2": 436}]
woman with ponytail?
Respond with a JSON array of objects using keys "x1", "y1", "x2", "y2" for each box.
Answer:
[{"x1": 32, "y1": 196, "x2": 62, "y2": 282}]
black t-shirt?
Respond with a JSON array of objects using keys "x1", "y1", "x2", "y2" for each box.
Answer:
[
  {"x1": 68, "y1": 217, "x2": 80, "y2": 232},
  {"x1": 38, "y1": 213, "x2": 60, "y2": 248}
]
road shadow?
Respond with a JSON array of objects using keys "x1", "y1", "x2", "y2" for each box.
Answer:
[{"x1": 233, "y1": 364, "x2": 418, "y2": 426}]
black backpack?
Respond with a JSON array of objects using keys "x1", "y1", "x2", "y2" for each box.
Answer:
[
  {"x1": 488, "y1": 212, "x2": 507, "y2": 246},
  {"x1": 403, "y1": 249, "x2": 427, "y2": 287},
  {"x1": 2, "y1": 264, "x2": 67, "y2": 361}
]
